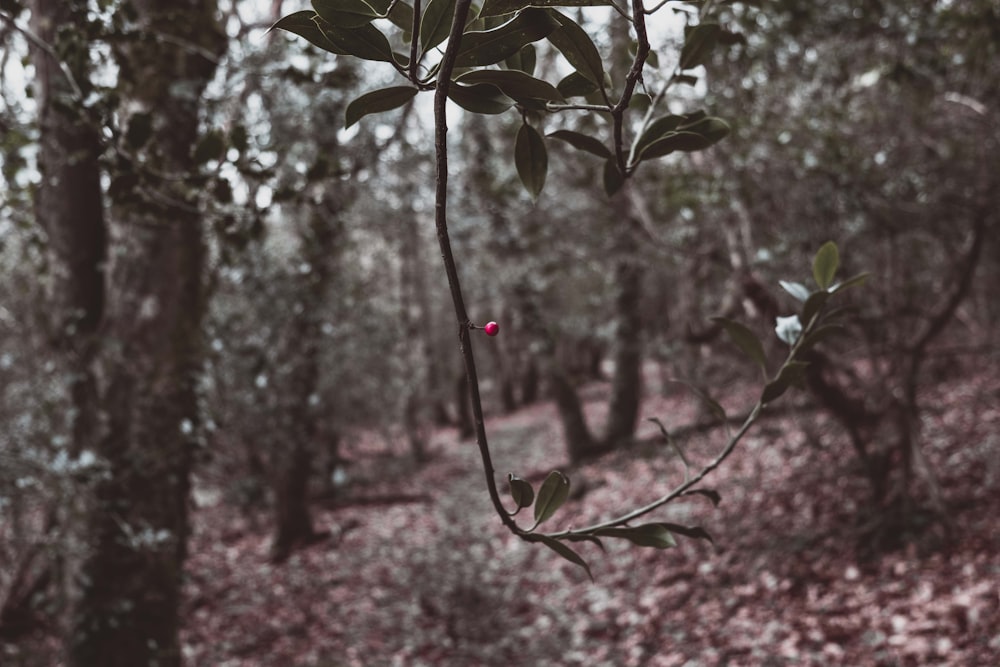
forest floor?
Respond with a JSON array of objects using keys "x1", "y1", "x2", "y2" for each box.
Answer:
[
  {"x1": 176, "y1": 368, "x2": 1000, "y2": 667},
  {"x1": 5, "y1": 368, "x2": 998, "y2": 666}
]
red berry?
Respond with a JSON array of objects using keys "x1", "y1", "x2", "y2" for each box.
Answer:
[{"x1": 484, "y1": 321, "x2": 500, "y2": 336}]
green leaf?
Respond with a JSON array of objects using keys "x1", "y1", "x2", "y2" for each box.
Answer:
[
  {"x1": 448, "y1": 82, "x2": 515, "y2": 114},
  {"x1": 533, "y1": 470, "x2": 569, "y2": 525},
  {"x1": 812, "y1": 241, "x2": 839, "y2": 290},
  {"x1": 270, "y1": 11, "x2": 345, "y2": 54},
  {"x1": 565, "y1": 533, "x2": 605, "y2": 551},
  {"x1": 674, "y1": 73, "x2": 699, "y2": 86},
  {"x1": 507, "y1": 473, "x2": 535, "y2": 509},
  {"x1": 603, "y1": 158, "x2": 623, "y2": 196},
  {"x1": 798, "y1": 323, "x2": 844, "y2": 352},
  {"x1": 454, "y1": 8, "x2": 559, "y2": 68},
  {"x1": 515, "y1": 123, "x2": 547, "y2": 199},
  {"x1": 456, "y1": 69, "x2": 563, "y2": 103},
  {"x1": 712, "y1": 317, "x2": 767, "y2": 374},
  {"x1": 679, "y1": 116, "x2": 730, "y2": 143},
  {"x1": 801, "y1": 290, "x2": 830, "y2": 326},
  {"x1": 525, "y1": 534, "x2": 593, "y2": 580},
  {"x1": 547, "y1": 129, "x2": 611, "y2": 158},
  {"x1": 679, "y1": 22, "x2": 721, "y2": 70},
  {"x1": 504, "y1": 44, "x2": 537, "y2": 75},
  {"x1": 480, "y1": 0, "x2": 611, "y2": 18},
  {"x1": 830, "y1": 271, "x2": 869, "y2": 294},
  {"x1": 761, "y1": 361, "x2": 810, "y2": 404},
  {"x1": 367, "y1": 0, "x2": 414, "y2": 30},
  {"x1": 318, "y1": 20, "x2": 396, "y2": 62},
  {"x1": 638, "y1": 131, "x2": 714, "y2": 160},
  {"x1": 556, "y1": 71, "x2": 598, "y2": 98},
  {"x1": 345, "y1": 86, "x2": 418, "y2": 128},
  {"x1": 629, "y1": 93, "x2": 651, "y2": 113},
  {"x1": 594, "y1": 523, "x2": 677, "y2": 549},
  {"x1": 546, "y1": 10, "x2": 604, "y2": 86},
  {"x1": 657, "y1": 523, "x2": 714, "y2": 543},
  {"x1": 419, "y1": 0, "x2": 456, "y2": 53},
  {"x1": 312, "y1": 0, "x2": 380, "y2": 28},
  {"x1": 779, "y1": 280, "x2": 811, "y2": 302}
]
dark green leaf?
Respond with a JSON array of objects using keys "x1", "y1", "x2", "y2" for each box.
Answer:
[
  {"x1": 679, "y1": 22, "x2": 721, "y2": 70},
  {"x1": 634, "y1": 114, "x2": 685, "y2": 154},
  {"x1": 629, "y1": 93, "x2": 652, "y2": 113},
  {"x1": 830, "y1": 272, "x2": 869, "y2": 294},
  {"x1": 533, "y1": 470, "x2": 569, "y2": 525},
  {"x1": 419, "y1": 0, "x2": 456, "y2": 53},
  {"x1": 801, "y1": 290, "x2": 830, "y2": 325},
  {"x1": 312, "y1": 0, "x2": 380, "y2": 29},
  {"x1": 678, "y1": 116, "x2": 730, "y2": 143},
  {"x1": 812, "y1": 241, "x2": 839, "y2": 290},
  {"x1": 480, "y1": 0, "x2": 611, "y2": 18},
  {"x1": 556, "y1": 71, "x2": 598, "y2": 98},
  {"x1": 603, "y1": 158, "x2": 623, "y2": 196},
  {"x1": 448, "y1": 82, "x2": 515, "y2": 114},
  {"x1": 712, "y1": 317, "x2": 767, "y2": 374},
  {"x1": 674, "y1": 73, "x2": 699, "y2": 86},
  {"x1": 525, "y1": 534, "x2": 593, "y2": 580},
  {"x1": 779, "y1": 280, "x2": 811, "y2": 302},
  {"x1": 367, "y1": 0, "x2": 414, "y2": 30},
  {"x1": 319, "y1": 21, "x2": 396, "y2": 62},
  {"x1": 454, "y1": 8, "x2": 558, "y2": 67},
  {"x1": 515, "y1": 123, "x2": 548, "y2": 199},
  {"x1": 638, "y1": 131, "x2": 713, "y2": 160},
  {"x1": 504, "y1": 44, "x2": 537, "y2": 75},
  {"x1": 761, "y1": 361, "x2": 810, "y2": 404},
  {"x1": 594, "y1": 523, "x2": 677, "y2": 549},
  {"x1": 798, "y1": 323, "x2": 844, "y2": 352},
  {"x1": 565, "y1": 533, "x2": 605, "y2": 551},
  {"x1": 456, "y1": 69, "x2": 563, "y2": 103},
  {"x1": 507, "y1": 473, "x2": 535, "y2": 509},
  {"x1": 345, "y1": 86, "x2": 418, "y2": 128},
  {"x1": 658, "y1": 523, "x2": 714, "y2": 543},
  {"x1": 270, "y1": 11, "x2": 345, "y2": 54},
  {"x1": 546, "y1": 10, "x2": 604, "y2": 86},
  {"x1": 547, "y1": 129, "x2": 611, "y2": 158}
]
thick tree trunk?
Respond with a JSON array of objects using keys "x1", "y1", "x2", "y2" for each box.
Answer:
[
  {"x1": 28, "y1": 0, "x2": 107, "y2": 640},
  {"x1": 67, "y1": 2, "x2": 225, "y2": 665}
]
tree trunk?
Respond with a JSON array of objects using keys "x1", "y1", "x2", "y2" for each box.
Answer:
[
  {"x1": 28, "y1": 0, "x2": 107, "y2": 641},
  {"x1": 603, "y1": 183, "x2": 645, "y2": 449},
  {"x1": 67, "y1": 2, "x2": 225, "y2": 665},
  {"x1": 270, "y1": 213, "x2": 340, "y2": 561}
]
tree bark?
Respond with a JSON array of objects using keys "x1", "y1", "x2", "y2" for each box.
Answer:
[
  {"x1": 67, "y1": 2, "x2": 225, "y2": 665},
  {"x1": 603, "y1": 183, "x2": 645, "y2": 449}
]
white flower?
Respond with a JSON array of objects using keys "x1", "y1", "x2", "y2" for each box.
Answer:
[{"x1": 775, "y1": 315, "x2": 802, "y2": 345}]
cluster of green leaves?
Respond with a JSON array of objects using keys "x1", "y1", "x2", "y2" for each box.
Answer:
[
  {"x1": 273, "y1": 0, "x2": 735, "y2": 199},
  {"x1": 502, "y1": 242, "x2": 867, "y2": 577}
]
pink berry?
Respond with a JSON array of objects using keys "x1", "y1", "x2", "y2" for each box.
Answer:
[{"x1": 484, "y1": 321, "x2": 500, "y2": 336}]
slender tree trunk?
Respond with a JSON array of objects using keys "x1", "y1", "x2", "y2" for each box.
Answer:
[
  {"x1": 271, "y1": 213, "x2": 339, "y2": 561},
  {"x1": 68, "y1": 2, "x2": 225, "y2": 665},
  {"x1": 603, "y1": 183, "x2": 645, "y2": 448}
]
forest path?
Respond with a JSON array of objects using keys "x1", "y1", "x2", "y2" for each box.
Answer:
[{"x1": 181, "y1": 372, "x2": 1000, "y2": 667}]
